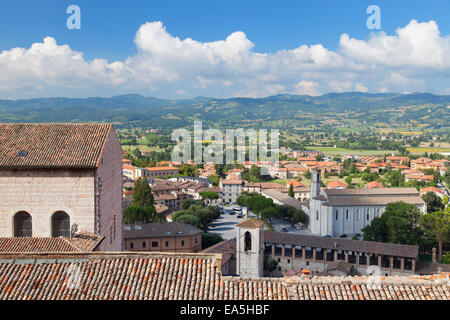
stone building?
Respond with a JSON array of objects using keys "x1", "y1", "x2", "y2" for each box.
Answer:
[
  {"x1": 204, "y1": 219, "x2": 449, "y2": 278},
  {"x1": 0, "y1": 123, "x2": 123, "y2": 251},
  {"x1": 145, "y1": 166, "x2": 179, "y2": 179},
  {"x1": 123, "y1": 222, "x2": 202, "y2": 253},
  {"x1": 236, "y1": 219, "x2": 264, "y2": 278},
  {"x1": 220, "y1": 179, "x2": 243, "y2": 204},
  {"x1": 307, "y1": 168, "x2": 426, "y2": 237}
]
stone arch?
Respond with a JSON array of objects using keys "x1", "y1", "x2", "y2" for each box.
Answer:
[
  {"x1": 244, "y1": 231, "x2": 252, "y2": 251},
  {"x1": 51, "y1": 211, "x2": 70, "y2": 237},
  {"x1": 14, "y1": 211, "x2": 32, "y2": 237}
]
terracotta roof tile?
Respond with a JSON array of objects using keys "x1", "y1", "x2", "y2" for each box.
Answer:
[
  {"x1": 0, "y1": 252, "x2": 447, "y2": 300},
  {"x1": 327, "y1": 180, "x2": 347, "y2": 189},
  {"x1": 365, "y1": 181, "x2": 384, "y2": 189},
  {"x1": 0, "y1": 233, "x2": 103, "y2": 253},
  {"x1": 236, "y1": 219, "x2": 265, "y2": 229},
  {"x1": 0, "y1": 123, "x2": 112, "y2": 169}
]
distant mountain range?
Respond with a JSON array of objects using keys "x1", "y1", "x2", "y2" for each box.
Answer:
[{"x1": 0, "y1": 92, "x2": 449, "y2": 130}]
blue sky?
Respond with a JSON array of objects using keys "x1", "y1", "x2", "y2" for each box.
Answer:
[{"x1": 1, "y1": 0, "x2": 450, "y2": 99}]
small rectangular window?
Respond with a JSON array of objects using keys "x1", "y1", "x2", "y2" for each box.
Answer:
[
  {"x1": 130, "y1": 242, "x2": 134, "y2": 249},
  {"x1": 165, "y1": 241, "x2": 169, "y2": 247},
  {"x1": 142, "y1": 242, "x2": 146, "y2": 248},
  {"x1": 152, "y1": 241, "x2": 158, "y2": 247},
  {"x1": 181, "y1": 240, "x2": 185, "y2": 246}
]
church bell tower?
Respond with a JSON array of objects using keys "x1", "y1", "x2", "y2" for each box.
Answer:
[
  {"x1": 236, "y1": 218, "x2": 264, "y2": 278},
  {"x1": 310, "y1": 167, "x2": 321, "y2": 198}
]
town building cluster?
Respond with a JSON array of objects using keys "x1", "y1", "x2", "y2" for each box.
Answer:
[{"x1": 0, "y1": 123, "x2": 448, "y2": 300}]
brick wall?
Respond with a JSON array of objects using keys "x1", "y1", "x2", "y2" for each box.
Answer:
[
  {"x1": 96, "y1": 127, "x2": 123, "y2": 251},
  {"x1": 124, "y1": 234, "x2": 201, "y2": 253}
]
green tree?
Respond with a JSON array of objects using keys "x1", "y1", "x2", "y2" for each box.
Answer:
[
  {"x1": 419, "y1": 208, "x2": 450, "y2": 262},
  {"x1": 362, "y1": 202, "x2": 423, "y2": 245},
  {"x1": 246, "y1": 195, "x2": 273, "y2": 216},
  {"x1": 260, "y1": 206, "x2": 279, "y2": 223},
  {"x1": 382, "y1": 202, "x2": 423, "y2": 245},
  {"x1": 199, "y1": 191, "x2": 219, "y2": 201},
  {"x1": 443, "y1": 253, "x2": 450, "y2": 264},
  {"x1": 173, "y1": 214, "x2": 202, "y2": 229},
  {"x1": 237, "y1": 194, "x2": 249, "y2": 207},
  {"x1": 444, "y1": 168, "x2": 450, "y2": 185},
  {"x1": 386, "y1": 170, "x2": 405, "y2": 187},
  {"x1": 293, "y1": 209, "x2": 306, "y2": 224},
  {"x1": 304, "y1": 170, "x2": 311, "y2": 179},
  {"x1": 362, "y1": 217, "x2": 388, "y2": 242},
  {"x1": 422, "y1": 191, "x2": 444, "y2": 213},
  {"x1": 209, "y1": 174, "x2": 220, "y2": 186},
  {"x1": 345, "y1": 176, "x2": 352, "y2": 185},
  {"x1": 264, "y1": 257, "x2": 279, "y2": 273},
  {"x1": 201, "y1": 233, "x2": 223, "y2": 250},
  {"x1": 288, "y1": 183, "x2": 294, "y2": 198},
  {"x1": 279, "y1": 205, "x2": 296, "y2": 219},
  {"x1": 132, "y1": 178, "x2": 154, "y2": 208},
  {"x1": 123, "y1": 206, "x2": 160, "y2": 224}
]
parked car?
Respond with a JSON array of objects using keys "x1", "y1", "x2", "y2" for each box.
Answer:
[
  {"x1": 282, "y1": 228, "x2": 288, "y2": 232},
  {"x1": 339, "y1": 234, "x2": 347, "y2": 238},
  {"x1": 324, "y1": 235, "x2": 332, "y2": 238}
]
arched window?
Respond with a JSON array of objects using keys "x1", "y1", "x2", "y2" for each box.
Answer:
[
  {"x1": 52, "y1": 211, "x2": 70, "y2": 237},
  {"x1": 244, "y1": 231, "x2": 252, "y2": 251},
  {"x1": 14, "y1": 211, "x2": 32, "y2": 237}
]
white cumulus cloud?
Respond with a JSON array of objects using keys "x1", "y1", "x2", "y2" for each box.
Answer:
[{"x1": 1, "y1": 19, "x2": 450, "y2": 98}]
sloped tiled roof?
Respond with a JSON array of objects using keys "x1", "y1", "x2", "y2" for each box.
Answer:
[
  {"x1": 284, "y1": 275, "x2": 449, "y2": 300},
  {"x1": 220, "y1": 179, "x2": 243, "y2": 185},
  {"x1": 0, "y1": 123, "x2": 113, "y2": 169},
  {"x1": 63, "y1": 232, "x2": 104, "y2": 252},
  {"x1": 420, "y1": 187, "x2": 445, "y2": 195},
  {"x1": 324, "y1": 196, "x2": 425, "y2": 207},
  {"x1": 0, "y1": 238, "x2": 79, "y2": 253},
  {"x1": 146, "y1": 166, "x2": 179, "y2": 172},
  {"x1": 0, "y1": 252, "x2": 447, "y2": 300},
  {"x1": 236, "y1": 219, "x2": 265, "y2": 229},
  {"x1": 287, "y1": 180, "x2": 305, "y2": 188},
  {"x1": 366, "y1": 181, "x2": 384, "y2": 189},
  {"x1": 327, "y1": 180, "x2": 347, "y2": 189},
  {"x1": 0, "y1": 233, "x2": 103, "y2": 253},
  {"x1": 264, "y1": 232, "x2": 419, "y2": 258},
  {"x1": 261, "y1": 189, "x2": 303, "y2": 210},
  {"x1": 324, "y1": 188, "x2": 419, "y2": 196},
  {"x1": 124, "y1": 222, "x2": 202, "y2": 239}
]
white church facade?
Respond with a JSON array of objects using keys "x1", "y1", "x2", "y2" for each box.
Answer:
[{"x1": 305, "y1": 169, "x2": 426, "y2": 237}]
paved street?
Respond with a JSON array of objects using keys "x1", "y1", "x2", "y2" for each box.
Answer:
[
  {"x1": 270, "y1": 218, "x2": 318, "y2": 236},
  {"x1": 206, "y1": 210, "x2": 317, "y2": 240},
  {"x1": 206, "y1": 210, "x2": 246, "y2": 240}
]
